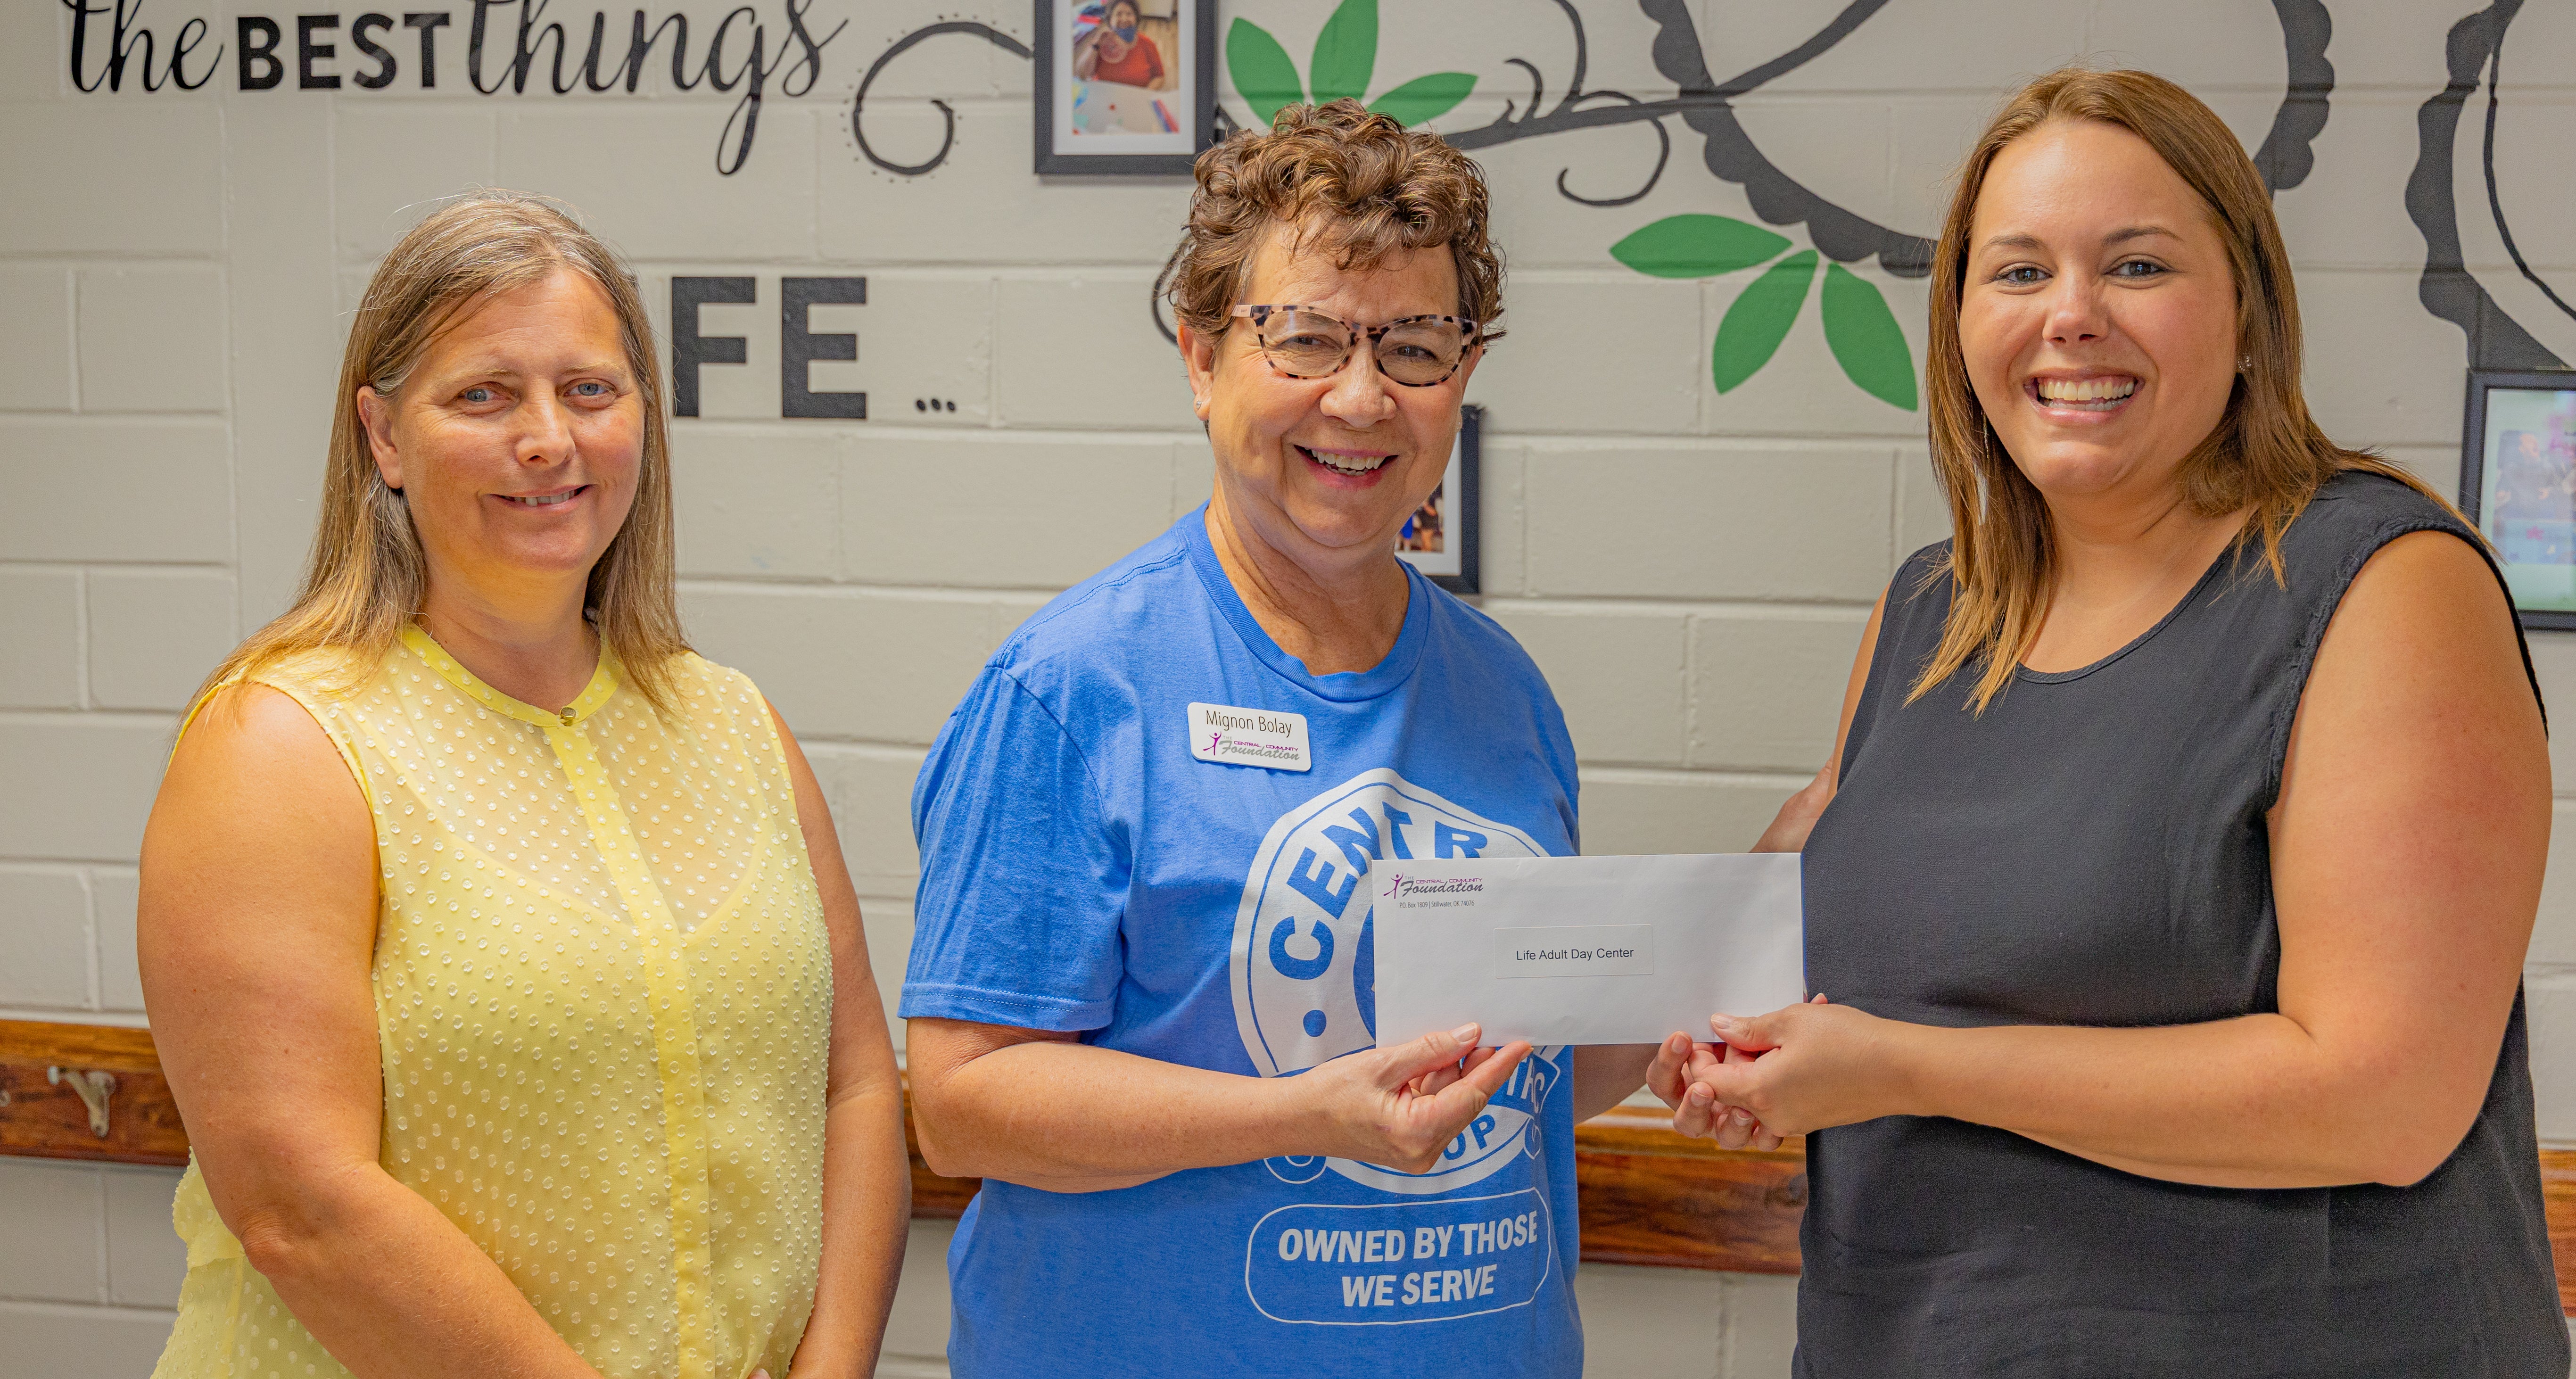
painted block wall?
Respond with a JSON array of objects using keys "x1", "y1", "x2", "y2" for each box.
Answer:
[{"x1": 5, "y1": 1, "x2": 2576, "y2": 1374}]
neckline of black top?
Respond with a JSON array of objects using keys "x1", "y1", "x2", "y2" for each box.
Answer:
[{"x1": 2015, "y1": 535, "x2": 2243, "y2": 685}]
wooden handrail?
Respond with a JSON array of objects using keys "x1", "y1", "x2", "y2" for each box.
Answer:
[{"x1": 9, "y1": 1018, "x2": 2572, "y2": 1306}]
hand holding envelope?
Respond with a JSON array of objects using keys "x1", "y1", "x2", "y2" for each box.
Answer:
[
  {"x1": 1290, "y1": 1022, "x2": 1537, "y2": 1173},
  {"x1": 1657, "y1": 994, "x2": 1831, "y2": 1152},
  {"x1": 1667, "y1": 992, "x2": 1925, "y2": 1152}
]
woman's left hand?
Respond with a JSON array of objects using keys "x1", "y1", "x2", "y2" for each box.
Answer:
[{"x1": 1672, "y1": 995, "x2": 1914, "y2": 1142}]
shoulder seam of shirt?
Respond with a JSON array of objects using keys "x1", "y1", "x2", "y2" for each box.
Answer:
[
  {"x1": 994, "y1": 542, "x2": 1193, "y2": 666},
  {"x1": 2259, "y1": 508, "x2": 2512, "y2": 806},
  {"x1": 989, "y1": 662, "x2": 1121, "y2": 851},
  {"x1": 1889, "y1": 538, "x2": 1955, "y2": 607},
  {"x1": 1427, "y1": 581, "x2": 1581, "y2": 795}
]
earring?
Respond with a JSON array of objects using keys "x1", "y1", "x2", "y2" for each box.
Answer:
[{"x1": 2238, "y1": 354, "x2": 2253, "y2": 372}]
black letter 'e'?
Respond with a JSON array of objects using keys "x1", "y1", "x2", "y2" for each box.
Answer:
[
  {"x1": 349, "y1": 13, "x2": 397, "y2": 88},
  {"x1": 670, "y1": 277, "x2": 755, "y2": 419},
  {"x1": 238, "y1": 15, "x2": 283, "y2": 89},
  {"x1": 782, "y1": 278, "x2": 867, "y2": 421},
  {"x1": 298, "y1": 14, "x2": 341, "y2": 88}
]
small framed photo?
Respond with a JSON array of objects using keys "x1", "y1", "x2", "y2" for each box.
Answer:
[
  {"x1": 1033, "y1": 0, "x2": 1215, "y2": 175},
  {"x1": 1398, "y1": 405, "x2": 1481, "y2": 595},
  {"x1": 2461, "y1": 370, "x2": 2576, "y2": 629}
]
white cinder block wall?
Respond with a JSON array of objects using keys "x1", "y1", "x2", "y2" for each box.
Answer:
[{"x1": 6, "y1": 1, "x2": 2575, "y2": 1374}]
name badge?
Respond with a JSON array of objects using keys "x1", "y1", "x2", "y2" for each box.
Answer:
[{"x1": 1189, "y1": 702, "x2": 1311, "y2": 772}]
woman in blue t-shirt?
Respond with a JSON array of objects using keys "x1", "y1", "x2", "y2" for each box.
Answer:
[{"x1": 900, "y1": 101, "x2": 1693, "y2": 1377}]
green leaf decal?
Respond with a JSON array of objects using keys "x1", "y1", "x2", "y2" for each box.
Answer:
[
  {"x1": 1368, "y1": 72, "x2": 1476, "y2": 127},
  {"x1": 1610, "y1": 214, "x2": 1792, "y2": 280},
  {"x1": 1227, "y1": 19, "x2": 1305, "y2": 129},
  {"x1": 1712, "y1": 250, "x2": 1817, "y2": 393},
  {"x1": 1309, "y1": 0, "x2": 1377, "y2": 104},
  {"x1": 1820, "y1": 263, "x2": 1918, "y2": 410}
]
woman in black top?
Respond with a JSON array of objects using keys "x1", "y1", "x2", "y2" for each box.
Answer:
[{"x1": 1668, "y1": 69, "x2": 2567, "y2": 1374}]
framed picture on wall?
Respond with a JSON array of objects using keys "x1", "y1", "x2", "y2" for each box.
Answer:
[
  {"x1": 1033, "y1": 0, "x2": 1216, "y2": 175},
  {"x1": 1397, "y1": 405, "x2": 1481, "y2": 595},
  {"x1": 2461, "y1": 370, "x2": 2576, "y2": 630}
]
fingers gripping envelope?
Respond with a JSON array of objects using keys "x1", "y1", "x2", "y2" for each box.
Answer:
[{"x1": 1370, "y1": 854, "x2": 1806, "y2": 1047}]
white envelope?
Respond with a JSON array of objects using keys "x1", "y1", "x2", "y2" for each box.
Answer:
[{"x1": 1368, "y1": 853, "x2": 1805, "y2": 1048}]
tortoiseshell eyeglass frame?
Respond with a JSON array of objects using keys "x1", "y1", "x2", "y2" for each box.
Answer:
[{"x1": 1229, "y1": 304, "x2": 1483, "y2": 387}]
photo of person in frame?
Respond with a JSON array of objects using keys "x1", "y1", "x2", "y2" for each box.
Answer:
[
  {"x1": 2491, "y1": 426, "x2": 2576, "y2": 567},
  {"x1": 1068, "y1": 0, "x2": 1181, "y2": 136},
  {"x1": 1072, "y1": 0, "x2": 1172, "y2": 91}
]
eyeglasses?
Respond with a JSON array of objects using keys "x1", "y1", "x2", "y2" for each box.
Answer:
[{"x1": 1230, "y1": 305, "x2": 1480, "y2": 388}]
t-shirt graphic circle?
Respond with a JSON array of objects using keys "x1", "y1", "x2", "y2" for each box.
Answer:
[{"x1": 1230, "y1": 767, "x2": 1559, "y2": 1196}]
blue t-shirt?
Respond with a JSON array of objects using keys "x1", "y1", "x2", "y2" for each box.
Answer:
[{"x1": 902, "y1": 508, "x2": 1585, "y2": 1378}]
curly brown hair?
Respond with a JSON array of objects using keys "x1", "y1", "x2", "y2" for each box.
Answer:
[{"x1": 1164, "y1": 99, "x2": 1504, "y2": 342}]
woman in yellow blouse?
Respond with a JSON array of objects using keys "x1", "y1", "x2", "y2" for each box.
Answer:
[{"x1": 135, "y1": 193, "x2": 909, "y2": 1379}]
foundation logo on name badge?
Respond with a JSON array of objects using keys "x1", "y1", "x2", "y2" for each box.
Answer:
[{"x1": 1229, "y1": 768, "x2": 1567, "y2": 1196}]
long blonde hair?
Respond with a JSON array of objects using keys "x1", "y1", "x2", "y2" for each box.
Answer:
[
  {"x1": 1916, "y1": 69, "x2": 2454, "y2": 712},
  {"x1": 196, "y1": 192, "x2": 689, "y2": 713}
]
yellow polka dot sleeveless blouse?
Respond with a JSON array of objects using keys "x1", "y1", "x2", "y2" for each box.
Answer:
[{"x1": 154, "y1": 626, "x2": 833, "y2": 1379}]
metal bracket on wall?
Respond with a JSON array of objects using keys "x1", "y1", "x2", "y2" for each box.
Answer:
[{"x1": 47, "y1": 1067, "x2": 116, "y2": 1139}]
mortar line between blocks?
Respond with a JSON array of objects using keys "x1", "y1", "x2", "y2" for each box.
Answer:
[
  {"x1": 72, "y1": 567, "x2": 91, "y2": 710},
  {"x1": 81, "y1": 867, "x2": 101, "y2": 1015},
  {"x1": 91, "y1": 1164, "x2": 111, "y2": 1305}
]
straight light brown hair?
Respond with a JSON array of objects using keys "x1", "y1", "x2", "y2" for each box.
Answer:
[
  {"x1": 195, "y1": 192, "x2": 690, "y2": 715},
  {"x1": 1917, "y1": 68, "x2": 2455, "y2": 712}
]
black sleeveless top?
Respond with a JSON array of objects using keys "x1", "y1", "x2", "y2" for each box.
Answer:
[{"x1": 1796, "y1": 472, "x2": 2565, "y2": 1376}]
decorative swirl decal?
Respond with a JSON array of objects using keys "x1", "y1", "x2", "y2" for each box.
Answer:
[
  {"x1": 1432, "y1": 0, "x2": 1670, "y2": 210},
  {"x1": 2406, "y1": 0, "x2": 2568, "y2": 369},
  {"x1": 853, "y1": 3, "x2": 2333, "y2": 244},
  {"x1": 855, "y1": 2, "x2": 2343, "y2": 374},
  {"x1": 848, "y1": 19, "x2": 1032, "y2": 177}
]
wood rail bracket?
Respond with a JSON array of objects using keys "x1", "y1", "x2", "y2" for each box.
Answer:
[{"x1": 47, "y1": 1067, "x2": 116, "y2": 1138}]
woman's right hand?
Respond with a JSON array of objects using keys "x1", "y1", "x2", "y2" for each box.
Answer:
[
  {"x1": 1297, "y1": 1023, "x2": 1531, "y2": 1173},
  {"x1": 1641, "y1": 1032, "x2": 1700, "y2": 1110}
]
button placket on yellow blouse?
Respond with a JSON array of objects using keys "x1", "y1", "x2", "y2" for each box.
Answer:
[
  {"x1": 391, "y1": 626, "x2": 719, "y2": 1379},
  {"x1": 544, "y1": 716, "x2": 718, "y2": 1379}
]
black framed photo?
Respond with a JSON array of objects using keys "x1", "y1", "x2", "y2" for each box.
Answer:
[
  {"x1": 2460, "y1": 370, "x2": 2576, "y2": 630},
  {"x1": 1032, "y1": 0, "x2": 1216, "y2": 175},
  {"x1": 1397, "y1": 405, "x2": 1480, "y2": 595}
]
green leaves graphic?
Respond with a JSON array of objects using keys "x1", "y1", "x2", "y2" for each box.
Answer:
[
  {"x1": 1714, "y1": 250, "x2": 1817, "y2": 394},
  {"x1": 1227, "y1": 19, "x2": 1305, "y2": 128},
  {"x1": 1369, "y1": 72, "x2": 1477, "y2": 127},
  {"x1": 1226, "y1": 0, "x2": 1475, "y2": 130},
  {"x1": 1821, "y1": 263, "x2": 1919, "y2": 410},
  {"x1": 1610, "y1": 212, "x2": 1916, "y2": 409},
  {"x1": 1308, "y1": 0, "x2": 1376, "y2": 103},
  {"x1": 1610, "y1": 214, "x2": 1790, "y2": 280}
]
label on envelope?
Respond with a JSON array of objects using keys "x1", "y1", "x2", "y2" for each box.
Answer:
[
  {"x1": 1494, "y1": 925, "x2": 1654, "y2": 977},
  {"x1": 1371, "y1": 853, "x2": 1804, "y2": 1047},
  {"x1": 1189, "y1": 702, "x2": 1311, "y2": 771}
]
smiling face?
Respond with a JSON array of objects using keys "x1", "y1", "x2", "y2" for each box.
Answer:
[
  {"x1": 357, "y1": 267, "x2": 643, "y2": 606},
  {"x1": 1099, "y1": 1, "x2": 1138, "y2": 56},
  {"x1": 1184, "y1": 224, "x2": 1479, "y2": 574},
  {"x1": 1960, "y1": 118, "x2": 2241, "y2": 507}
]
